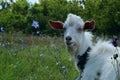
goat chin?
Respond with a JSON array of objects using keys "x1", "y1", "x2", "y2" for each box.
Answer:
[{"x1": 66, "y1": 42, "x2": 79, "y2": 56}]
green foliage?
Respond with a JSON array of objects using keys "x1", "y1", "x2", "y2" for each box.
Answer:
[
  {"x1": 84, "y1": 0, "x2": 120, "y2": 35},
  {"x1": 0, "y1": 33, "x2": 79, "y2": 80},
  {"x1": 0, "y1": 0, "x2": 120, "y2": 35}
]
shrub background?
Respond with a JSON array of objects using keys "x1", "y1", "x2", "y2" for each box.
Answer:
[{"x1": 0, "y1": 0, "x2": 120, "y2": 35}]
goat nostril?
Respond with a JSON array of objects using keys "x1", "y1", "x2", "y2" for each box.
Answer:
[{"x1": 66, "y1": 36, "x2": 72, "y2": 41}]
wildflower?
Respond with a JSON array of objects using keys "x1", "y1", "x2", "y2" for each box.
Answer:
[
  {"x1": 7, "y1": 42, "x2": 10, "y2": 45},
  {"x1": 61, "y1": 65, "x2": 66, "y2": 75},
  {"x1": 111, "y1": 38, "x2": 118, "y2": 47},
  {"x1": 63, "y1": 69, "x2": 66, "y2": 75},
  {"x1": 36, "y1": 30, "x2": 41, "y2": 35},
  {"x1": 56, "y1": 61, "x2": 60, "y2": 65},
  {"x1": 80, "y1": 3, "x2": 85, "y2": 9},
  {"x1": 20, "y1": 45, "x2": 24, "y2": 50},
  {"x1": 46, "y1": 65, "x2": 49, "y2": 69},
  {"x1": 32, "y1": 20, "x2": 39, "y2": 28},
  {"x1": 10, "y1": 49, "x2": 13, "y2": 53},
  {"x1": 36, "y1": 31, "x2": 40, "y2": 34},
  {"x1": 13, "y1": 53, "x2": 17, "y2": 56},
  {"x1": 0, "y1": 6, "x2": 2, "y2": 10},
  {"x1": 0, "y1": 27, "x2": 4, "y2": 32},
  {"x1": 75, "y1": 77, "x2": 80, "y2": 80},
  {"x1": 40, "y1": 53, "x2": 44, "y2": 57},
  {"x1": 50, "y1": 42, "x2": 55, "y2": 48},
  {"x1": 2, "y1": 43, "x2": 5, "y2": 47},
  {"x1": 62, "y1": 65, "x2": 66, "y2": 69}
]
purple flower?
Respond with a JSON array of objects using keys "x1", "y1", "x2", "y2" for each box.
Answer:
[
  {"x1": 32, "y1": 21, "x2": 39, "y2": 28},
  {"x1": 75, "y1": 77, "x2": 80, "y2": 80},
  {"x1": 111, "y1": 38, "x2": 118, "y2": 47},
  {"x1": 2, "y1": 43, "x2": 5, "y2": 47}
]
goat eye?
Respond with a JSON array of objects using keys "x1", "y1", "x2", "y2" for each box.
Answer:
[{"x1": 77, "y1": 28, "x2": 82, "y2": 32}]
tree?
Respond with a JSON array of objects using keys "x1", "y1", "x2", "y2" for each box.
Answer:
[{"x1": 0, "y1": 0, "x2": 119, "y2": 35}]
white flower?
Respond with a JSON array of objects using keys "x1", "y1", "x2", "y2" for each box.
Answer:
[
  {"x1": 13, "y1": 53, "x2": 17, "y2": 56},
  {"x1": 40, "y1": 53, "x2": 44, "y2": 57},
  {"x1": 7, "y1": 42, "x2": 10, "y2": 45},
  {"x1": 80, "y1": 3, "x2": 85, "y2": 9},
  {"x1": 62, "y1": 65, "x2": 66, "y2": 69},
  {"x1": 36, "y1": 31, "x2": 40, "y2": 34},
  {"x1": 0, "y1": 27, "x2": 4, "y2": 32},
  {"x1": 56, "y1": 61, "x2": 60, "y2": 65},
  {"x1": 63, "y1": 70, "x2": 66, "y2": 75},
  {"x1": 46, "y1": 66, "x2": 49, "y2": 69}
]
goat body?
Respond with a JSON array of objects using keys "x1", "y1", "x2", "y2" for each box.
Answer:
[{"x1": 49, "y1": 13, "x2": 120, "y2": 80}]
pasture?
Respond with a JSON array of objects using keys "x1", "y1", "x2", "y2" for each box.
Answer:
[{"x1": 0, "y1": 33, "x2": 78, "y2": 80}]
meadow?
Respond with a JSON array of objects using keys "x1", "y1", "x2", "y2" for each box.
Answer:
[{"x1": 0, "y1": 32, "x2": 79, "y2": 80}]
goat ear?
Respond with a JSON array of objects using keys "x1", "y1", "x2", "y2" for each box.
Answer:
[
  {"x1": 48, "y1": 20, "x2": 63, "y2": 30},
  {"x1": 84, "y1": 21, "x2": 95, "y2": 30}
]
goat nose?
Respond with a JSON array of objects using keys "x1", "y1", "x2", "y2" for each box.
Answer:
[{"x1": 66, "y1": 36, "x2": 72, "y2": 42}]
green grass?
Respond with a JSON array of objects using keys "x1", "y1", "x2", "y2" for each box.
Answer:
[{"x1": 0, "y1": 33, "x2": 79, "y2": 80}]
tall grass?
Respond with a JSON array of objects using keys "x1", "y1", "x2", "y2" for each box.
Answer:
[{"x1": 0, "y1": 33, "x2": 78, "y2": 80}]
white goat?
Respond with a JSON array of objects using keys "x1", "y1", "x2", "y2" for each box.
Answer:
[{"x1": 49, "y1": 13, "x2": 120, "y2": 80}]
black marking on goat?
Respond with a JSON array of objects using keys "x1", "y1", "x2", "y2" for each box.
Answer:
[
  {"x1": 77, "y1": 47, "x2": 91, "y2": 72},
  {"x1": 95, "y1": 71, "x2": 101, "y2": 80}
]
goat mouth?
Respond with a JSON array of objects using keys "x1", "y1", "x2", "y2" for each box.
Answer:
[{"x1": 66, "y1": 42, "x2": 75, "y2": 46}]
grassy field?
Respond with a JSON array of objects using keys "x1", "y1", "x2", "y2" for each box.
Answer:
[{"x1": 0, "y1": 33, "x2": 79, "y2": 80}]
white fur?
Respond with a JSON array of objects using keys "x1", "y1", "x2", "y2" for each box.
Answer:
[
  {"x1": 63, "y1": 13, "x2": 120, "y2": 80},
  {"x1": 81, "y1": 41, "x2": 120, "y2": 80}
]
